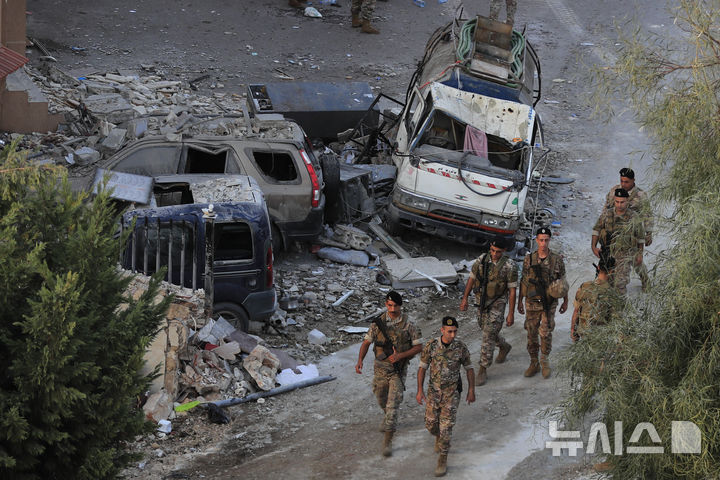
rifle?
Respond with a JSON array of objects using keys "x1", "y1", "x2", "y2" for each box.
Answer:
[
  {"x1": 372, "y1": 315, "x2": 406, "y2": 383},
  {"x1": 529, "y1": 264, "x2": 551, "y2": 322},
  {"x1": 474, "y1": 254, "x2": 490, "y2": 314}
]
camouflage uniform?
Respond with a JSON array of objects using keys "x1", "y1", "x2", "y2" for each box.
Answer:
[
  {"x1": 489, "y1": 0, "x2": 517, "y2": 26},
  {"x1": 592, "y1": 208, "x2": 645, "y2": 294},
  {"x1": 419, "y1": 337, "x2": 472, "y2": 455},
  {"x1": 573, "y1": 278, "x2": 615, "y2": 338},
  {"x1": 520, "y1": 250, "x2": 566, "y2": 358},
  {"x1": 470, "y1": 253, "x2": 518, "y2": 367},
  {"x1": 364, "y1": 313, "x2": 422, "y2": 432},
  {"x1": 351, "y1": 0, "x2": 376, "y2": 21},
  {"x1": 605, "y1": 184, "x2": 652, "y2": 289}
]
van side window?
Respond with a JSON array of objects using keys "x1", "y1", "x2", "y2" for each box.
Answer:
[
  {"x1": 251, "y1": 151, "x2": 298, "y2": 182},
  {"x1": 185, "y1": 147, "x2": 227, "y2": 173},
  {"x1": 215, "y1": 223, "x2": 253, "y2": 261}
]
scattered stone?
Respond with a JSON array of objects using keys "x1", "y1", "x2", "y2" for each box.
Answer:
[
  {"x1": 307, "y1": 328, "x2": 328, "y2": 345},
  {"x1": 242, "y1": 345, "x2": 281, "y2": 391}
]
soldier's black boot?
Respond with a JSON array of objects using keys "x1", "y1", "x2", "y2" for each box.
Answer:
[
  {"x1": 435, "y1": 454, "x2": 447, "y2": 476},
  {"x1": 382, "y1": 431, "x2": 393, "y2": 457}
]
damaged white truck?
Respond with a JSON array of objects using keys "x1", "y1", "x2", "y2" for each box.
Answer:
[{"x1": 387, "y1": 15, "x2": 543, "y2": 249}]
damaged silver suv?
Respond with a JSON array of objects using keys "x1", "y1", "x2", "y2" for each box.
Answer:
[{"x1": 101, "y1": 115, "x2": 337, "y2": 250}]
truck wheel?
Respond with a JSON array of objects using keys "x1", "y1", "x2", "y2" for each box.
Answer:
[
  {"x1": 319, "y1": 152, "x2": 341, "y2": 206},
  {"x1": 385, "y1": 215, "x2": 404, "y2": 237},
  {"x1": 213, "y1": 302, "x2": 250, "y2": 332}
]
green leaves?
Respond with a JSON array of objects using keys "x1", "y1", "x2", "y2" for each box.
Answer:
[{"x1": 0, "y1": 143, "x2": 167, "y2": 478}]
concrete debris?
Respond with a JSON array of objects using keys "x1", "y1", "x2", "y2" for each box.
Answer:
[
  {"x1": 333, "y1": 224, "x2": 372, "y2": 250},
  {"x1": 210, "y1": 341, "x2": 241, "y2": 361},
  {"x1": 143, "y1": 391, "x2": 174, "y2": 422},
  {"x1": 243, "y1": 345, "x2": 281, "y2": 391},
  {"x1": 276, "y1": 364, "x2": 319, "y2": 386},
  {"x1": 316, "y1": 246, "x2": 369, "y2": 266},
  {"x1": 383, "y1": 256, "x2": 459, "y2": 289},
  {"x1": 73, "y1": 146, "x2": 100, "y2": 165},
  {"x1": 307, "y1": 328, "x2": 328, "y2": 345},
  {"x1": 337, "y1": 326, "x2": 369, "y2": 334},
  {"x1": 157, "y1": 419, "x2": 172, "y2": 434},
  {"x1": 332, "y1": 290, "x2": 354, "y2": 307}
]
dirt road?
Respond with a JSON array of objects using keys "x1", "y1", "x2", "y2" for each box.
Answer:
[{"x1": 29, "y1": 0, "x2": 668, "y2": 478}]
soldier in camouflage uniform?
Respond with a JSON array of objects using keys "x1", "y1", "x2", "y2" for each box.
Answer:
[
  {"x1": 592, "y1": 188, "x2": 645, "y2": 295},
  {"x1": 604, "y1": 168, "x2": 652, "y2": 291},
  {"x1": 459, "y1": 240, "x2": 517, "y2": 385},
  {"x1": 518, "y1": 227, "x2": 568, "y2": 379},
  {"x1": 489, "y1": 0, "x2": 517, "y2": 26},
  {"x1": 350, "y1": 0, "x2": 379, "y2": 34},
  {"x1": 571, "y1": 256, "x2": 617, "y2": 341},
  {"x1": 356, "y1": 291, "x2": 422, "y2": 457},
  {"x1": 417, "y1": 316, "x2": 475, "y2": 477}
]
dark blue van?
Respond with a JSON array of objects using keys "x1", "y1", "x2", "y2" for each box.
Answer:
[{"x1": 111, "y1": 172, "x2": 275, "y2": 331}]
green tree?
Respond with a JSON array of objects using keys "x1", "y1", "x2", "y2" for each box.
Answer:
[
  {"x1": 558, "y1": 1, "x2": 720, "y2": 477},
  {"x1": 0, "y1": 142, "x2": 170, "y2": 479}
]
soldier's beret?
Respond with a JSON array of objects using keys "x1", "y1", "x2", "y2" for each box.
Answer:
[
  {"x1": 619, "y1": 168, "x2": 635, "y2": 179},
  {"x1": 490, "y1": 238, "x2": 507, "y2": 249},
  {"x1": 536, "y1": 227, "x2": 552, "y2": 237},
  {"x1": 615, "y1": 188, "x2": 630, "y2": 198},
  {"x1": 385, "y1": 290, "x2": 403, "y2": 305},
  {"x1": 442, "y1": 316, "x2": 458, "y2": 328}
]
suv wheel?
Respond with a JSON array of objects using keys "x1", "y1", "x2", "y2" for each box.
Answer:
[
  {"x1": 319, "y1": 152, "x2": 341, "y2": 206},
  {"x1": 213, "y1": 303, "x2": 250, "y2": 332}
]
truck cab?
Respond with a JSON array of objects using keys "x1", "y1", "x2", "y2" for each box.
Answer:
[{"x1": 388, "y1": 15, "x2": 543, "y2": 247}]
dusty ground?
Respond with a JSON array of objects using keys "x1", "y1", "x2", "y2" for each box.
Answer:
[{"x1": 27, "y1": 0, "x2": 670, "y2": 478}]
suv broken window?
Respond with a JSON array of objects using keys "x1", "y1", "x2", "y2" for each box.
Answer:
[
  {"x1": 185, "y1": 146, "x2": 228, "y2": 173},
  {"x1": 251, "y1": 150, "x2": 298, "y2": 182}
]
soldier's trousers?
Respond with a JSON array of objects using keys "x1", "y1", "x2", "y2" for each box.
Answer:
[
  {"x1": 612, "y1": 253, "x2": 649, "y2": 294},
  {"x1": 478, "y1": 303, "x2": 509, "y2": 368},
  {"x1": 425, "y1": 386, "x2": 460, "y2": 455},
  {"x1": 351, "y1": 0, "x2": 376, "y2": 20},
  {"x1": 524, "y1": 305, "x2": 555, "y2": 358},
  {"x1": 489, "y1": 0, "x2": 517, "y2": 25},
  {"x1": 373, "y1": 369, "x2": 404, "y2": 432}
]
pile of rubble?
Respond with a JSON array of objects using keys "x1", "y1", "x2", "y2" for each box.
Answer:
[{"x1": 8, "y1": 62, "x2": 296, "y2": 171}]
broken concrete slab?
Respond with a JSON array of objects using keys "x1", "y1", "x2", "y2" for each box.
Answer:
[
  {"x1": 243, "y1": 345, "x2": 281, "y2": 391},
  {"x1": 316, "y1": 246, "x2": 369, "y2": 267},
  {"x1": 368, "y1": 220, "x2": 411, "y2": 259},
  {"x1": 333, "y1": 224, "x2": 372, "y2": 250},
  {"x1": 73, "y1": 146, "x2": 100, "y2": 165},
  {"x1": 276, "y1": 364, "x2": 319, "y2": 386},
  {"x1": 383, "y1": 256, "x2": 458, "y2": 289},
  {"x1": 84, "y1": 93, "x2": 134, "y2": 124},
  {"x1": 228, "y1": 329, "x2": 299, "y2": 372},
  {"x1": 211, "y1": 341, "x2": 241, "y2": 361},
  {"x1": 100, "y1": 127, "x2": 127, "y2": 151}
]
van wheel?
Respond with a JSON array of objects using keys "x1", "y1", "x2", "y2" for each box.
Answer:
[
  {"x1": 319, "y1": 152, "x2": 341, "y2": 206},
  {"x1": 213, "y1": 303, "x2": 250, "y2": 332}
]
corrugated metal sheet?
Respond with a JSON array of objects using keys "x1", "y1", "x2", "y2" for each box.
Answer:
[{"x1": 0, "y1": 46, "x2": 28, "y2": 80}]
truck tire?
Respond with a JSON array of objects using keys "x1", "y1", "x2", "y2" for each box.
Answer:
[{"x1": 213, "y1": 302, "x2": 250, "y2": 332}]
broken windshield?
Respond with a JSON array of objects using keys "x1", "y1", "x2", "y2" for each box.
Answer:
[{"x1": 411, "y1": 109, "x2": 528, "y2": 182}]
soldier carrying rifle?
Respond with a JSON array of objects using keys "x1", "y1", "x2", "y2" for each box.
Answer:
[{"x1": 355, "y1": 291, "x2": 423, "y2": 457}]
